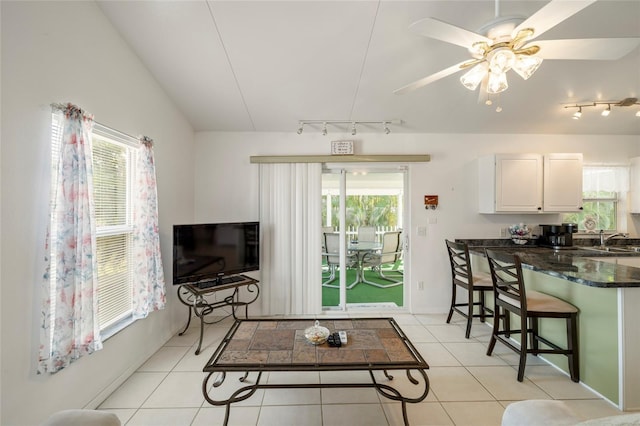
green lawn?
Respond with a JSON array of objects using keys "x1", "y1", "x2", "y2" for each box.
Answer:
[{"x1": 322, "y1": 267, "x2": 403, "y2": 307}]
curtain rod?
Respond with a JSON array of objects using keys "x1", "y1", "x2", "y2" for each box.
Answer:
[{"x1": 51, "y1": 102, "x2": 149, "y2": 145}]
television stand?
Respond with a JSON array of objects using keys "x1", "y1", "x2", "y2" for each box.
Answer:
[
  {"x1": 176, "y1": 275, "x2": 259, "y2": 355},
  {"x1": 198, "y1": 275, "x2": 246, "y2": 290}
]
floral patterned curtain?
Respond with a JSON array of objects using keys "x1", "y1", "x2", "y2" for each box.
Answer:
[
  {"x1": 39, "y1": 103, "x2": 102, "y2": 374},
  {"x1": 132, "y1": 136, "x2": 166, "y2": 318}
]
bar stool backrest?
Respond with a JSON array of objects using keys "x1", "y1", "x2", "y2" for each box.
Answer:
[{"x1": 485, "y1": 249, "x2": 528, "y2": 313}]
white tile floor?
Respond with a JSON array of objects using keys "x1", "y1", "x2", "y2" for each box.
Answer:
[{"x1": 99, "y1": 312, "x2": 624, "y2": 425}]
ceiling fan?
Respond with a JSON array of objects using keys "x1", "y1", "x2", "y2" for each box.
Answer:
[{"x1": 394, "y1": 0, "x2": 640, "y2": 98}]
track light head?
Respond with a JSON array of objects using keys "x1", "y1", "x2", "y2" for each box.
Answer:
[
  {"x1": 322, "y1": 122, "x2": 327, "y2": 136},
  {"x1": 297, "y1": 122, "x2": 304, "y2": 134},
  {"x1": 601, "y1": 104, "x2": 611, "y2": 117},
  {"x1": 383, "y1": 122, "x2": 390, "y2": 134},
  {"x1": 573, "y1": 107, "x2": 582, "y2": 120},
  {"x1": 351, "y1": 122, "x2": 357, "y2": 136}
]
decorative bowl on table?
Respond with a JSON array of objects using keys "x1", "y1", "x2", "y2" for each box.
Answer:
[
  {"x1": 304, "y1": 320, "x2": 330, "y2": 345},
  {"x1": 512, "y1": 238, "x2": 529, "y2": 245}
]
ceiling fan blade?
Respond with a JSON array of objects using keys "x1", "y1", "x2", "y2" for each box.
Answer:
[
  {"x1": 532, "y1": 38, "x2": 640, "y2": 60},
  {"x1": 410, "y1": 17, "x2": 491, "y2": 49},
  {"x1": 394, "y1": 61, "x2": 468, "y2": 95},
  {"x1": 513, "y1": 0, "x2": 596, "y2": 41}
]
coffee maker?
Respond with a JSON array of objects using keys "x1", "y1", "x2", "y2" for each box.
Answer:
[{"x1": 538, "y1": 223, "x2": 578, "y2": 249}]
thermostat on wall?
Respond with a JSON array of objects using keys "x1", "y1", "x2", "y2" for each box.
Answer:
[{"x1": 331, "y1": 140, "x2": 354, "y2": 155}]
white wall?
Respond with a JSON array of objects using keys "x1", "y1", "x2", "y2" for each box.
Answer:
[
  {"x1": 1, "y1": 3, "x2": 639, "y2": 424},
  {"x1": 1, "y1": 2, "x2": 195, "y2": 425},
  {"x1": 194, "y1": 132, "x2": 640, "y2": 315}
]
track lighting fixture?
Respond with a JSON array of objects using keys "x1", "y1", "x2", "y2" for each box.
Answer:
[
  {"x1": 573, "y1": 107, "x2": 582, "y2": 120},
  {"x1": 295, "y1": 120, "x2": 401, "y2": 135},
  {"x1": 564, "y1": 98, "x2": 640, "y2": 119}
]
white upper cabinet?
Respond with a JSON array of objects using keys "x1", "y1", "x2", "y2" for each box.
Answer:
[
  {"x1": 543, "y1": 153, "x2": 583, "y2": 212},
  {"x1": 631, "y1": 157, "x2": 640, "y2": 214},
  {"x1": 479, "y1": 153, "x2": 583, "y2": 214}
]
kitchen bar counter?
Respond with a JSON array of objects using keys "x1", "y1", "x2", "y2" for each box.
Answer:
[
  {"x1": 456, "y1": 238, "x2": 640, "y2": 411},
  {"x1": 456, "y1": 239, "x2": 640, "y2": 288}
]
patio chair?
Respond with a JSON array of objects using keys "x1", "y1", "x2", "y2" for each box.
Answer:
[
  {"x1": 361, "y1": 231, "x2": 403, "y2": 286},
  {"x1": 322, "y1": 232, "x2": 358, "y2": 288},
  {"x1": 321, "y1": 226, "x2": 334, "y2": 278},
  {"x1": 357, "y1": 226, "x2": 377, "y2": 243}
]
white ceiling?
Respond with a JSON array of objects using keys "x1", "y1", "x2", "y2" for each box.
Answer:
[{"x1": 98, "y1": 1, "x2": 640, "y2": 135}]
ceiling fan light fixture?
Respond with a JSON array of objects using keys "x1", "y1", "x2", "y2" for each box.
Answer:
[
  {"x1": 489, "y1": 48, "x2": 516, "y2": 74},
  {"x1": 512, "y1": 55, "x2": 543, "y2": 80},
  {"x1": 460, "y1": 62, "x2": 488, "y2": 91},
  {"x1": 487, "y1": 71, "x2": 508, "y2": 94},
  {"x1": 469, "y1": 41, "x2": 489, "y2": 58}
]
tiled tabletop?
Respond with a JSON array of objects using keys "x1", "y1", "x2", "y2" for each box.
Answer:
[{"x1": 205, "y1": 318, "x2": 429, "y2": 371}]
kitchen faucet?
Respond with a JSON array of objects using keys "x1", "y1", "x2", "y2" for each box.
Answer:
[{"x1": 599, "y1": 230, "x2": 629, "y2": 246}]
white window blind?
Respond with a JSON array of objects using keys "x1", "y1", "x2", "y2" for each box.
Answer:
[
  {"x1": 50, "y1": 115, "x2": 138, "y2": 335},
  {"x1": 563, "y1": 165, "x2": 629, "y2": 233}
]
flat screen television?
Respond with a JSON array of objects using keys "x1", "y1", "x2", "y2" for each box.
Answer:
[{"x1": 172, "y1": 222, "x2": 259, "y2": 285}]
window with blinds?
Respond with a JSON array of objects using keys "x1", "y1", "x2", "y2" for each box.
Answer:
[
  {"x1": 50, "y1": 114, "x2": 138, "y2": 336},
  {"x1": 563, "y1": 165, "x2": 629, "y2": 233}
]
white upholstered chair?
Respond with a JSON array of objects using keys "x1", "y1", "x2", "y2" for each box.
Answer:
[{"x1": 42, "y1": 410, "x2": 121, "y2": 426}]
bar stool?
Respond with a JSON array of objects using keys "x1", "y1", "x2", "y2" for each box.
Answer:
[
  {"x1": 445, "y1": 240, "x2": 493, "y2": 338},
  {"x1": 485, "y1": 249, "x2": 579, "y2": 382}
]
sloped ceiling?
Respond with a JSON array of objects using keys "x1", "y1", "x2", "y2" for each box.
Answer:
[{"x1": 98, "y1": 1, "x2": 640, "y2": 135}]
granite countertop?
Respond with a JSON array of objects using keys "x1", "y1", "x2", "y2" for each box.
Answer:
[{"x1": 456, "y1": 238, "x2": 640, "y2": 288}]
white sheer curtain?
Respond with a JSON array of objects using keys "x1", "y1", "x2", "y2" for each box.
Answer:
[
  {"x1": 39, "y1": 103, "x2": 102, "y2": 374},
  {"x1": 259, "y1": 163, "x2": 322, "y2": 315},
  {"x1": 132, "y1": 137, "x2": 166, "y2": 318},
  {"x1": 583, "y1": 165, "x2": 629, "y2": 193}
]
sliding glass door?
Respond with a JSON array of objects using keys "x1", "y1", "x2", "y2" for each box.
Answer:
[{"x1": 321, "y1": 167, "x2": 406, "y2": 310}]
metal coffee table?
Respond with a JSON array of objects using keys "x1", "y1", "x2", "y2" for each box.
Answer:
[{"x1": 202, "y1": 317, "x2": 430, "y2": 425}]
